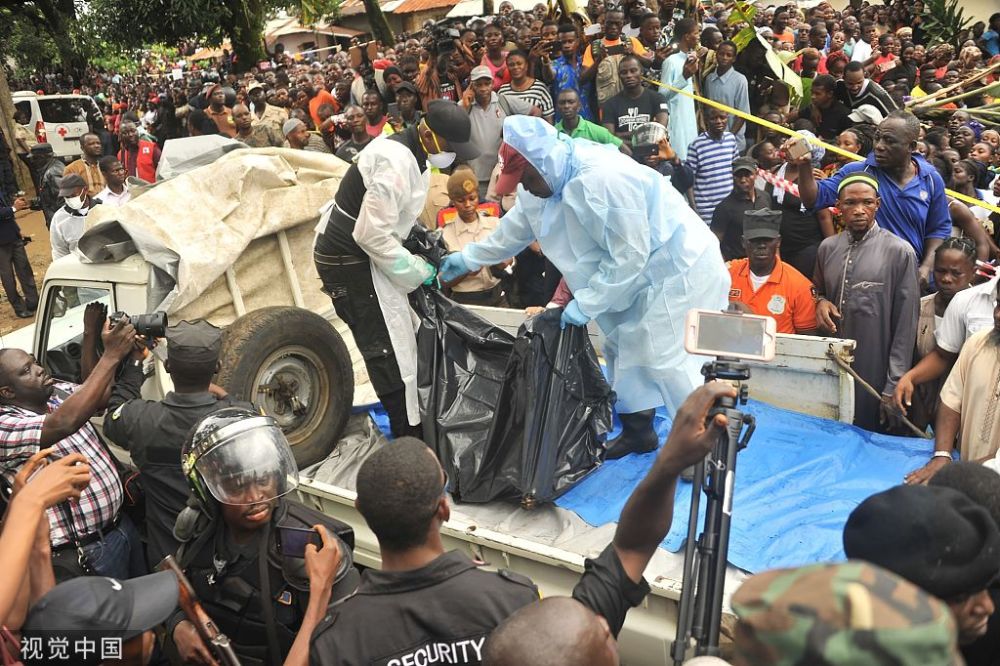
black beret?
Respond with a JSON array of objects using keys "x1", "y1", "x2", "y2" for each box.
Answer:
[{"x1": 843, "y1": 484, "x2": 1000, "y2": 600}]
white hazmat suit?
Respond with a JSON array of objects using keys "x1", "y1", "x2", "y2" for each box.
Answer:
[{"x1": 455, "y1": 116, "x2": 730, "y2": 415}]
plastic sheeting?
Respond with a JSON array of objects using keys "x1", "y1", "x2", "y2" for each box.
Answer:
[
  {"x1": 456, "y1": 309, "x2": 614, "y2": 506},
  {"x1": 556, "y1": 400, "x2": 936, "y2": 574}
]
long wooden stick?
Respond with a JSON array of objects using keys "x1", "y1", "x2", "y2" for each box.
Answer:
[
  {"x1": 908, "y1": 61, "x2": 1000, "y2": 108},
  {"x1": 826, "y1": 348, "x2": 932, "y2": 439}
]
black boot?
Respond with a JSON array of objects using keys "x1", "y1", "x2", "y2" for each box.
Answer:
[
  {"x1": 604, "y1": 409, "x2": 659, "y2": 460},
  {"x1": 381, "y1": 389, "x2": 423, "y2": 440}
]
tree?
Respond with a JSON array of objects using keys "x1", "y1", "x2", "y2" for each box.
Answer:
[
  {"x1": 359, "y1": 0, "x2": 394, "y2": 47},
  {"x1": 88, "y1": 0, "x2": 274, "y2": 73},
  {"x1": 0, "y1": 0, "x2": 83, "y2": 70}
]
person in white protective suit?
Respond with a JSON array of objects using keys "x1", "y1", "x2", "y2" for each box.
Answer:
[
  {"x1": 313, "y1": 100, "x2": 479, "y2": 438},
  {"x1": 439, "y1": 116, "x2": 730, "y2": 457}
]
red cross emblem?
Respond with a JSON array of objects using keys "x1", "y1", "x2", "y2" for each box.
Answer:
[{"x1": 56, "y1": 126, "x2": 68, "y2": 137}]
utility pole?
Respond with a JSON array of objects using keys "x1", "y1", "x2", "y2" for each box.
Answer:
[{"x1": 0, "y1": 66, "x2": 34, "y2": 196}]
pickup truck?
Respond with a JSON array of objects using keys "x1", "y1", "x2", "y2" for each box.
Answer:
[{"x1": 4, "y1": 147, "x2": 858, "y2": 664}]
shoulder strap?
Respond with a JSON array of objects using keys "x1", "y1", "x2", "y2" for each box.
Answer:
[{"x1": 258, "y1": 522, "x2": 282, "y2": 666}]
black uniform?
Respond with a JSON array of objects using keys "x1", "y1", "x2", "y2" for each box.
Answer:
[
  {"x1": 309, "y1": 550, "x2": 538, "y2": 666},
  {"x1": 571, "y1": 544, "x2": 651, "y2": 637},
  {"x1": 168, "y1": 499, "x2": 360, "y2": 666},
  {"x1": 312, "y1": 124, "x2": 426, "y2": 438},
  {"x1": 103, "y1": 362, "x2": 253, "y2": 568}
]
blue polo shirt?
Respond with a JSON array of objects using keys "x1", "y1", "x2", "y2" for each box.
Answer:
[{"x1": 813, "y1": 152, "x2": 951, "y2": 258}]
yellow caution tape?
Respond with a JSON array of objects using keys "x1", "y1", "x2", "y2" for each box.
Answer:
[{"x1": 643, "y1": 75, "x2": 1000, "y2": 216}]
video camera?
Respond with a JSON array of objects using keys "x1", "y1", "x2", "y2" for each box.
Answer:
[
  {"x1": 109, "y1": 311, "x2": 168, "y2": 338},
  {"x1": 426, "y1": 18, "x2": 461, "y2": 55}
]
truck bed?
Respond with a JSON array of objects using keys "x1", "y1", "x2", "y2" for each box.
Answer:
[{"x1": 294, "y1": 414, "x2": 748, "y2": 665}]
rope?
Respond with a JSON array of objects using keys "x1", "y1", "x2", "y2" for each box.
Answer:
[
  {"x1": 825, "y1": 347, "x2": 931, "y2": 439},
  {"x1": 642, "y1": 74, "x2": 1000, "y2": 216}
]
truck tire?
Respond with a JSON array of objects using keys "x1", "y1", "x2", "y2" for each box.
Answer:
[{"x1": 217, "y1": 307, "x2": 354, "y2": 468}]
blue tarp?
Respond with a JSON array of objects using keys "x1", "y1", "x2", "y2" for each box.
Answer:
[
  {"x1": 555, "y1": 400, "x2": 935, "y2": 574},
  {"x1": 368, "y1": 399, "x2": 935, "y2": 574}
]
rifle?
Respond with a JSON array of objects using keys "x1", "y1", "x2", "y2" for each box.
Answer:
[{"x1": 159, "y1": 555, "x2": 242, "y2": 666}]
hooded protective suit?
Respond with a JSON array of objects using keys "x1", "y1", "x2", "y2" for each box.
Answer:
[{"x1": 457, "y1": 116, "x2": 730, "y2": 414}]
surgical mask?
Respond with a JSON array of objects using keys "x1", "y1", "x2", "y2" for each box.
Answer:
[
  {"x1": 63, "y1": 195, "x2": 86, "y2": 210},
  {"x1": 428, "y1": 150, "x2": 457, "y2": 169},
  {"x1": 422, "y1": 128, "x2": 457, "y2": 169}
]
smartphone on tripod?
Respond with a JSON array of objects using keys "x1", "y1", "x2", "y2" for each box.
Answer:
[{"x1": 672, "y1": 308, "x2": 775, "y2": 664}]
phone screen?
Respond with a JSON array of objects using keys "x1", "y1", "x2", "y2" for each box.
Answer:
[
  {"x1": 692, "y1": 312, "x2": 772, "y2": 359},
  {"x1": 387, "y1": 102, "x2": 399, "y2": 117},
  {"x1": 278, "y1": 526, "x2": 321, "y2": 558}
]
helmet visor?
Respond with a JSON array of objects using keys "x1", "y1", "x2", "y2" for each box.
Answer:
[
  {"x1": 194, "y1": 419, "x2": 299, "y2": 506},
  {"x1": 630, "y1": 122, "x2": 667, "y2": 147}
]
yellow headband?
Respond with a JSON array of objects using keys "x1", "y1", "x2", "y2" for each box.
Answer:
[{"x1": 838, "y1": 174, "x2": 879, "y2": 194}]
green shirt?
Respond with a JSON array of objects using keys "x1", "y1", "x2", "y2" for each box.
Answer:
[{"x1": 555, "y1": 118, "x2": 623, "y2": 147}]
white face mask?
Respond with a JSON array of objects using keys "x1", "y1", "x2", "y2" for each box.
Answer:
[
  {"x1": 427, "y1": 150, "x2": 457, "y2": 169},
  {"x1": 64, "y1": 195, "x2": 86, "y2": 210}
]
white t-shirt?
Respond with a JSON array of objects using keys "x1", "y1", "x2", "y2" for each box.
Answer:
[
  {"x1": 935, "y1": 276, "x2": 999, "y2": 353},
  {"x1": 749, "y1": 271, "x2": 770, "y2": 293},
  {"x1": 851, "y1": 39, "x2": 872, "y2": 63}
]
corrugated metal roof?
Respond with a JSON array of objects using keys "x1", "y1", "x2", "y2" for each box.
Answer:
[{"x1": 393, "y1": 0, "x2": 460, "y2": 14}]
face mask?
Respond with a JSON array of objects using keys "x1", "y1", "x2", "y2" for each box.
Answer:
[
  {"x1": 423, "y1": 128, "x2": 457, "y2": 169},
  {"x1": 64, "y1": 195, "x2": 86, "y2": 210},
  {"x1": 428, "y1": 150, "x2": 457, "y2": 169}
]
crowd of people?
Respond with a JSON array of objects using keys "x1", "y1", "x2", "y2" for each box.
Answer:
[{"x1": 2, "y1": 0, "x2": 1000, "y2": 664}]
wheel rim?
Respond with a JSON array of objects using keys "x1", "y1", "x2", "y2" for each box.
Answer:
[{"x1": 252, "y1": 345, "x2": 328, "y2": 447}]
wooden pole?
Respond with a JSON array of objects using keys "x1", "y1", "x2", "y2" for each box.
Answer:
[{"x1": 0, "y1": 67, "x2": 34, "y2": 196}]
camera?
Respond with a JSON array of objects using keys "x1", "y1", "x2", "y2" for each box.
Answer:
[
  {"x1": 427, "y1": 19, "x2": 460, "y2": 55},
  {"x1": 109, "y1": 311, "x2": 168, "y2": 338}
]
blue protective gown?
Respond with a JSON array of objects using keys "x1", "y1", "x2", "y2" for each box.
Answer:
[{"x1": 459, "y1": 116, "x2": 730, "y2": 415}]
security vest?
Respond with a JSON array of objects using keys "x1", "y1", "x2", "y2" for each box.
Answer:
[{"x1": 118, "y1": 139, "x2": 157, "y2": 182}]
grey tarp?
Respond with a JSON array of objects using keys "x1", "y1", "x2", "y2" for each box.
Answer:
[{"x1": 77, "y1": 145, "x2": 349, "y2": 323}]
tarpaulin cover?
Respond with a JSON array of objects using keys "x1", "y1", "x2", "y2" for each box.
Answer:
[
  {"x1": 556, "y1": 400, "x2": 935, "y2": 573},
  {"x1": 456, "y1": 309, "x2": 614, "y2": 505},
  {"x1": 412, "y1": 285, "x2": 516, "y2": 489}
]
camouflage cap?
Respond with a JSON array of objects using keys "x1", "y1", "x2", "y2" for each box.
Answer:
[{"x1": 731, "y1": 561, "x2": 963, "y2": 666}]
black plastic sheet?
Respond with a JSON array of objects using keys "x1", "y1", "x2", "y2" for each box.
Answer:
[
  {"x1": 405, "y1": 225, "x2": 614, "y2": 507},
  {"x1": 412, "y1": 286, "x2": 515, "y2": 490},
  {"x1": 455, "y1": 309, "x2": 615, "y2": 506}
]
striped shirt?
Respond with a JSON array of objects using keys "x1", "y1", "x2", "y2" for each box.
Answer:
[
  {"x1": 0, "y1": 382, "x2": 122, "y2": 547},
  {"x1": 498, "y1": 80, "x2": 554, "y2": 119},
  {"x1": 684, "y1": 131, "x2": 739, "y2": 222}
]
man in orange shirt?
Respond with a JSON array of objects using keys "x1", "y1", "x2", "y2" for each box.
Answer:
[
  {"x1": 727, "y1": 209, "x2": 818, "y2": 335},
  {"x1": 299, "y1": 76, "x2": 340, "y2": 130}
]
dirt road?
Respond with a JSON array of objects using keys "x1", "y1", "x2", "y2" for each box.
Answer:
[{"x1": 0, "y1": 209, "x2": 52, "y2": 337}]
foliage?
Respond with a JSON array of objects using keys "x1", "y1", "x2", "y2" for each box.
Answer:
[
  {"x1": 726, "y1": 0, "x2": 758, "y2": 52},
  {"x1": 919, "y1": 0, "x2": 971, "y2": 48},
  {"x1": 296, "y1": 0, "x2": 341, "y2": 26},
  {"x1": 0, "y1": 6, "x2": 63, "y2": 73}
]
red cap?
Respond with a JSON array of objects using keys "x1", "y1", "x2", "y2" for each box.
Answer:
[{"x1": 494, "y1": 143, "x2": 530, "y2": 196}]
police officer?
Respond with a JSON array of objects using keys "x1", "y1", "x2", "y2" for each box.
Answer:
[
  {"x1": 167, "y1": 408, "x2": 359, "y2": 666},
  {"x1": 103, "y1": 319, "x2": 254, "y2": 568},
  {"x1": 312, "y1": 99, "x2": 479, "y2": 439},
  {"x1": 308, "y1": 437, "x2": 538, "y2": 665}
]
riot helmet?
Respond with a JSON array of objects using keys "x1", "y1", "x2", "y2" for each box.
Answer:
[
  {"x1": 182, "y1": 407, "x2": 299, "y2": 506},
  {"x1": 630, "y1": 122, "x2": 669, "y2": 164}
]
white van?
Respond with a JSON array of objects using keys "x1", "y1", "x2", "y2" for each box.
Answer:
[{"x1": 12, "y1": 91, "x2": 102, "y2": 163}]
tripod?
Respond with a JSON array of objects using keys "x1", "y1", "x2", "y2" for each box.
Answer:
[{"x1": 671, "y1": 359, "x2": 756, "y2": 664}]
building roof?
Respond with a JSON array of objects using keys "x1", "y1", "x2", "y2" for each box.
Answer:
[
  {"x1": 393, "y1": 0, "x2": 460, "y2": 13},
  {"x1": 338, "y1": 0, "x2": 392, "y2": 17},
  {"x1": 265, "y1": 15, "x2": 364, "y2": 41}
]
